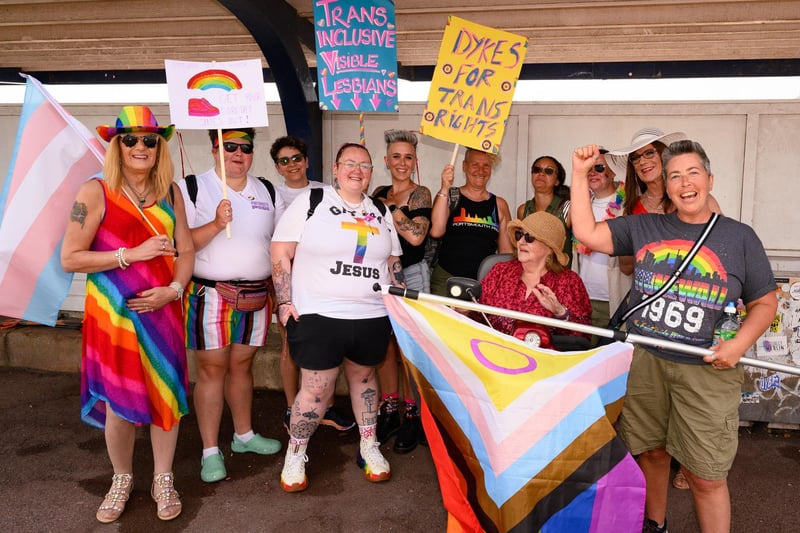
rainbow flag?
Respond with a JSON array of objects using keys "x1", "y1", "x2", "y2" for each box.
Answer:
[
  {"x1": 384, "y1": 294, "x2": 645, "y2": 532},
  {"x1": 0, "y1": 75, "x2": 105, "y2": 325}
]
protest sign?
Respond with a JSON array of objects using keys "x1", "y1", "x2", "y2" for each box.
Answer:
[
  {"x1": 420, "y1": 17, "x2": 527, "y2": 154},
  {"x1": 314, "y1": 0, "x2": 398, "y2": 112},
  {"x1": 164, "y1": 59, "x2": 268, "y2": 129}
]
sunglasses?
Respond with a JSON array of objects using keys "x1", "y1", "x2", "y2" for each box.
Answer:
[
  {"x1": 630, "y1": 148, "x2": 658, "y2": 165},
  {"x1": 514, "y1": 229, "x2": 536, "y2": 244},
  {"x1": 222, "y1": 142, "x2": 254, "y2": 154},
  {"x1": 532, "y1": 165, "x2": 556, "y2": 176},
  {"x1": 277, "y1": 153, "x2": 304, "y2": 166},
  {"x1": 590, "y1": 164, "x2": 607, "y2": 173},
  {"x1": 120, "y1": 134, "x2": 159, "y2": 149}
]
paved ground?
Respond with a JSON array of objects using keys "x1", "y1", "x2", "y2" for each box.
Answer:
[{"x1": 1, "y1": 366, "x2": 799, "y2": 532}]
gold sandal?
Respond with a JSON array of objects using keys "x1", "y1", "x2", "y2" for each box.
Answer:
[
  {"x1": 96, "y1": 473, "x2": 133, "y2": 523},
  {"x1": 151, "y1": 472, "x2": 182, "y2": 521}
]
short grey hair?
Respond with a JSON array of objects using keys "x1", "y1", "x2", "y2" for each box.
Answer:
[
  {"x1": 662, "y1": 140, "x2": 712, "y2": 175},
  {"x1": 384, "y1": 129, "x2": 418, "y2": 148}
]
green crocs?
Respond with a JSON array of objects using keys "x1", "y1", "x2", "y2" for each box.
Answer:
[
  {"x1": 200, "y1": 451, "x2": 226, "y2": 483},
  {"x1": 231, "y1": 433, "x2": 282, "y2": 455}
]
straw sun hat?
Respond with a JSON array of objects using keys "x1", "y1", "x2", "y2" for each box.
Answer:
[
  {"x1": 606, "y1": 127, "x2": 687, "y2": 176},
  {"x1": 96, "y1": 105, "x2": 175, "y2": 142},
  {"x1": 507, "y1": 211, "x2": 569, "y2": 267}
]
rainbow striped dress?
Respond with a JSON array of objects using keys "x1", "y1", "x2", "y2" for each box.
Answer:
[{"x1": 81, "y1": 179, "x2": 188, "y2": 431}]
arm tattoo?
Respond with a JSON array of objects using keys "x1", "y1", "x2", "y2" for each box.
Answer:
[
  {"x1": 271, "y1": 260, "x2": 291, "y2": 304},
  {"x1": 390, "y1": 257, "x2": 404, "y2": 286},
  {"x1": 395, "y1": 187, "x2": 432, "y2": 238},
  {"x1": 70, "y1": 201, "x2": 88, "y2": 229}
]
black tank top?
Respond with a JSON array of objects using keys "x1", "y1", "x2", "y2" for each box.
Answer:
[
  {"x1": 372, "y1": 185, "x2": 431, "y2": 268},
  {"x1": 437, "y1": 192, "x2": 500, "y2": 278}
]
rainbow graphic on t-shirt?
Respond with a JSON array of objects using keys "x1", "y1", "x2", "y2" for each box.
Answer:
[
  {"x1": 342, "y1": 218, "x2": 380, "y2": 264},
  {"x1": 635, "y1": 239, "x2": 728, "y2": 308},
  {"x1": 186, "y1": 69, "x2": 243, "y2": 91},
  {"x1": 452, "y1": 207, "x2": 498, "y2": 228}
]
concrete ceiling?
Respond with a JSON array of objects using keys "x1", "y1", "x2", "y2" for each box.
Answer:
[{"x1": 1, "y1": 0, "x2": 799, "y2": 84}]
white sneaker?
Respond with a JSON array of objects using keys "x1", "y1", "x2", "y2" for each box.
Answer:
[
  {"x1": 357, "y1": 439, "x2": 391, "y2": 482},
  {"x1": 280, "y1": 443, "x2": 308, "y2": 493}
]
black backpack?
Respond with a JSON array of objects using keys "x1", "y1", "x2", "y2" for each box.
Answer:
[
  {"x1": 306, "y1": 187, "x2": 386, "y2": 219},
  {"x1": 183, "y1": 174, "x2": 276, "y2": 206}
]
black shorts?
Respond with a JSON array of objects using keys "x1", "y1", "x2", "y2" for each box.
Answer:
[{"x1": 286, "y1": 314, "x2": 391, "y2": 370}]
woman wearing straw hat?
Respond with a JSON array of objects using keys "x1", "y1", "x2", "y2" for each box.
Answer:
[
  {"x1": 477, "y1": 211, "x2": 592, "y2": 339},
  {"x1": 62, "y1": 106, "x2": 194, "y2": 522},
  {"x1": 608, "y1": 127, "x2": 723, "y2": 220},
  {"x1": 571, "y1": 141, "x2": 776, "y2": 533}
]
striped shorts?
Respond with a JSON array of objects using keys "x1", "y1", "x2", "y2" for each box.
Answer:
[{"x1": 183, "y1": 280, "x2": 272, "y2": 350}]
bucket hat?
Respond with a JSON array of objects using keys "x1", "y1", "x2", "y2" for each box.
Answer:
[
  {"x1": 507, "y1": 211, "x2": 569, "y2": 267},
  {"x1": 606, "y1": 127, "x2": 687, "y2": 176},
  {"x1": 96, "y1": 105, "x2": 175, "y2": 142}
]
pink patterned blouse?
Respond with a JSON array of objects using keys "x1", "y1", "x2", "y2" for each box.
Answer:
[{"x1": 477, "y1": 259, "x2": 592, "y2": 338}]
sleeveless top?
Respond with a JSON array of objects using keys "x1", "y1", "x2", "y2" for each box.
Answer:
[
  {"x1": 372, "y1": 185, "x2": 431, "y2": 268},
  {"x1": 81, "y1": 179, "x2": 188, "y2": 431},
  {"x1": 437, "y1": 191, "x2": 500, "y2": 279}
]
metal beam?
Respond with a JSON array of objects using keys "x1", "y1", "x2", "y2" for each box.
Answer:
[{"x1": 217, "y1": 0, "x2": 322, "y2": 182}]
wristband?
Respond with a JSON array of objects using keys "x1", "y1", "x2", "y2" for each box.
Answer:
[
  {"x1": 168, "y1": 281, "x2": 184, "y2": 300},
  {"x1": 115, "y1": 248, "x2": 128, "y2": 270},
  {"x1": 278, "y1": 301, "x2": 292, "y2": 307},
  {"x1": 436, "y1": 192, "x2": 448, "y2": 199},
  {"x1": 554, "y1": 307, "x2": 570, "y2": 320}
]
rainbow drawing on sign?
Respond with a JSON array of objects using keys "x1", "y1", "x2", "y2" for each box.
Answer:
[{"x1": 186, "y1": 69, "x2": 243, "y2": 91}]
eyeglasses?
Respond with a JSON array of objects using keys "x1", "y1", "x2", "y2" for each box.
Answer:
[
  {"x1": 514, "y1": 229, "x2": 536, "y2": 244},
  {"x1": 277, "y1": 153, "x2": 304, "y2": 166},
  {"x1": 120, "y1": 134, "x2": 159, "y2": 149},
  {"x1": 222, "y1": 142, "x2": 254, "y2": 154},
  {"x1": 532, "y1": 165, "x2": 556, "y2": 176},
  {"x1": 630, "y1": 148, "x2": 658, "y2": 165},
  {"x1": 339, "y1": 160, "x2": 374, "y2": 171},
  {"x1": 590, "y1": 164, "x2": 607, "y2": 173}
]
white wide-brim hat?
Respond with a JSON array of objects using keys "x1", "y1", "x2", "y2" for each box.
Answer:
[{"x1": 606, "y1": 127, "x2": 687, "y2": 176}]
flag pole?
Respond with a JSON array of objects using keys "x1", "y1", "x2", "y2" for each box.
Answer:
[
  {"x1": 216, "y1": 128, "x2": 231, "y2": 238},
  {"x1": 374, "y1": 284, "x2": 800, "y2": 376}
]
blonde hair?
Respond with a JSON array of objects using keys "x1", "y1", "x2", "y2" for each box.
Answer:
[
  {"x1": 102, "y1": 134, "x2": 175, "y2": 199},
  {"x1": 464, "y1": 147, "x2": 499, "y2": 168}
]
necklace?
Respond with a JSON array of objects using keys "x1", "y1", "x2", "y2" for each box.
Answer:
[
  {"x1": 124, "y1": 178, "x2": 150, "y2": 208},
  {"x1": 339, "y1": 192, "x2": 368, "y2": 217}
]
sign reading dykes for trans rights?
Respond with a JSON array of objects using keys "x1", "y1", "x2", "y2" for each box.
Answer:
[
  {"x1": 420, "y1": 17, "x2": 528, "y2": 154},
  {"x1": 314, "y1": 0, "x2": 398, "y2": 113}
]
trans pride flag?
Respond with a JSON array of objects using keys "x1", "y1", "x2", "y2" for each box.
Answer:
[
  {"x1": 384, "y1": 294, "x2": 645, "y2": 532},
  {"x1": 0, "y1": 75, "x2": 104, "y2": 325}
]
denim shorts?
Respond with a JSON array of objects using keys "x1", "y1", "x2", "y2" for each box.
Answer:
[{"x1": 403, "y1": 260, "x2": 430, "y2": 293}]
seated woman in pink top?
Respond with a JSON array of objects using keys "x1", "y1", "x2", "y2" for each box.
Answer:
[{"x1": 477, "y1": 211, "x2": 592, "y2": 339}]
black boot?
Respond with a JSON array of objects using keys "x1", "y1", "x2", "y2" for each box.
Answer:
[
  {"x1": 393, "y1": 409, "x2": 420, "y2": 454},
  {"x1": 377, "y1": 401, "x2": 401, "y2": 443}
]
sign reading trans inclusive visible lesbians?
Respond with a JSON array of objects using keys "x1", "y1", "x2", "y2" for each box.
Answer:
[
  {"x1": 164, "y1": 59, "x2": 268, "y2": 129},
  {"x1": 314, "y1": 0, "x2": 398, "y2": 112},
  {"x1": 420, "y1": 17, "x2": 527, "y2": 154}
]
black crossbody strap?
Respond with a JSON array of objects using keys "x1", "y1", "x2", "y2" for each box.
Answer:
[{"x1": 620, "y1": 213, "x2": 719, "y2": 323}]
